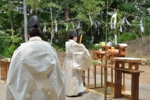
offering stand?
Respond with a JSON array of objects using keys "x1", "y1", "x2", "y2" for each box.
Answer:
[
  {"x1": 86, "y1": 45, "x2": 127, "y2": 93},
  {"x1": 89, "y1": 51, "x2": 106, "y2": 89},
  {"x1": 114, "y1": 57, "x2": 144, "y2": 100},
  {"x1": 0, "y1": 59, "x2": 10, "y2": 83}
]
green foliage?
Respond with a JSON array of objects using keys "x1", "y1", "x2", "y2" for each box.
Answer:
[
  {"x1": 52, "y1": 44, "x2": 65, "y2": 52},
  {"x1": 26, "y1": 0, "x2": 41, "y2": 9},
  {"x1": 47, "y1": 2, "x2": 61, "y2": 10},
  {"x1": 84, "y1": 42, "x2": 93, "y2": 49},
  {"x1": 144, "y1": 18, "x2": 150, "y2": 36},
  {"x1": 53, "y1": 28, "x2": 68, "y2": 48},
  {"x1": 117, "y1": 32, "x2": 137, "y2": 43},
  {"x1": 72, "y1": 0, "x2": 105, "y2": 25},
  {"x1": 82, "y1": 35, "x2": 93, "y2": 49},
  {"x1": 116, "y1": 0, "x2": 123, "y2": 3},
  {"x1": 119, "y1": 3, "x2": 136, "y2": 13},
  {"x1": 92, "y1": 59, "x2": 101, "y2": 65},
  {"x1": 0, "y1": 0, "x2": 150, "y2": 57},
  {"x1": 0, "y1": 32, "x2": 23, "y2": 57},
  {"x1": 131, "y1": 16, "x2": 150, "y2": 37},
  {"x1": 3, "y1": 57, "x2": 11, "y2": 62},
  {"x1": 3, "y1": 44, "x2": 18, "y2": 57}
]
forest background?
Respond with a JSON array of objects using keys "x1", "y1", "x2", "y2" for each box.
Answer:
[{"x1": 0, "y1": 0, "x2": 150, "y2": 58}]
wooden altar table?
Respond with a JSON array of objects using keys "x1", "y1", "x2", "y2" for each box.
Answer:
[
  {"x1": 86, "y1": 45, "x2": 127, "y2": 93},
  {"x1": 114, "y1": 57, "x2": 144, "y2": 100}
]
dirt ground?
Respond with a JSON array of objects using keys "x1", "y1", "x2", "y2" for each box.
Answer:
[
  {"x1": 125, "y1": 35, "x2": 150, "y2": 83},
  {"x1": 126, "y1": 35, "x2": 150, "y2": 58},
  {"x1": 57, "y1": 35, "x2": 150, "y2": 84}
]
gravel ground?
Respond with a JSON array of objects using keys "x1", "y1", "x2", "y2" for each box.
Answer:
[
  {"x1": 1, "y1": 73, "x2": 150, "y2": 100},
  {"x1": 0, "y1": 83, "x2": 106, "y2": 100}
]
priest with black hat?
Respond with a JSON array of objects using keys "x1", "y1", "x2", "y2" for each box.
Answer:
[{"x1": 6, "y1": 15, "x2": 65, "y2": 100}]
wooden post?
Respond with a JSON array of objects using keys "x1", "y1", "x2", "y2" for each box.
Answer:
[{"x1": 79, "y1": 35, "x2": 83, "y2": 44}]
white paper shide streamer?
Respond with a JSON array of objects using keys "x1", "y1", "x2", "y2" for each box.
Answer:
[
  {"x1": 119, "y1": 25, "x2": 122, "y2": 32},
  {"x1": 66, "y1": 23, "x2": 68, "y2": 31},
  {"x1": 119, "y1": 15, "x2": 131, "y2": 32},
  {"x1": 114, "y1": 34, "x2": 117, "y2": 45},
  {"x1": 125, "y1": 19, "x2": 131, "y2": 26},
  {"x1": 43, "y1": 23, "x2": 46, "y2": 33},
  {"x1": 119, "y1": 17, "x2": 124, "y2": 32},
  {"x1": 147, "y1": 8, "x2": 150, "y2": 15},
  {"x1": 111, "y1": 13, "x2": 117, "y2": 29},
  {"x1": 77, "y1": 20, "x2": 81, "y2": 29},
  {"x1": 30, "y1": 9, "x2": 33, "y2": 14},
  {"x1": 89, "y1": 13, "x2": 93, "y2": 26},
  {"x1": 119, "y1": 16, "x2": 125, "y2": 32},
  {"x1": 71, "y1": 21, "x2": 75, "y2": 28},
  {"x1": 140, "y1": 17, "x2": 144, "y2": 33}
]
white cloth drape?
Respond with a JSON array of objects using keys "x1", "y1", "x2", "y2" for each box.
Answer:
[
  {"x1": 6, "y1": 37, "x2": 65, "y2": 100},
  {"x1": 63, "y1": 40, "x2": 92, "y2": 96}
]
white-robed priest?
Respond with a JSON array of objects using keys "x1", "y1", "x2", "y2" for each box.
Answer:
[
  {"x1": 6, "y1": 15, "x2": 65, "y2": 100},
  {"x1": 63, "y1": 29, "x2": 92, "y2": 97}
]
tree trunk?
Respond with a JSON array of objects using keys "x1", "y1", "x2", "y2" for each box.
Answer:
[
  {"x1": 23, "y1": 0, "x2": 28, "y2": 42},
  {"x1": 7, "y1": 0, "x2": 14, "y2": 36},
  {"x1": 64, "y1": 8, "x2": 70, "y2": 21},
  {"x1": 33, "y1": 8, "x2": 37, "y2": 15},
  {"x1": 50, "y1": 6, "x2": 54, "y2": 45},
  {"x1": 9, "y1": 13, "x2": 14, "y2": 36}
]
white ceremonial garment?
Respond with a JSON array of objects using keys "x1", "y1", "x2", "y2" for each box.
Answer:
[
  {"x1": 6, "y1": 37, "x2": 65, "y2": 100},
  {"x1": 63, "y1": 40, "x2": 92, "y2": 96}
]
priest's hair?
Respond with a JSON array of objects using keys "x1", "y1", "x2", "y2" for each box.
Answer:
[
  {"x1": 28, "y1": 27, "x2": 41, "y2": 37},
  {"x1": 68, "y1": 29, "x2": 78, "y2": 39}
]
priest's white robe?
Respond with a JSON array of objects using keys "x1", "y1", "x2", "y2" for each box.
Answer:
[
  {"x1": 6, "y1": 37, "x2": 65, "y2": 100},
  {"x1": 63, "y1": 40, "x2": 92, "y2": 96}
]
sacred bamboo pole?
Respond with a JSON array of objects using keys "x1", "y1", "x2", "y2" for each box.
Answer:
[
  {"x1": 79, "y1": 34, "x2": 85, "y2": 86},
  {"x1": 104, "y1": 0, "x2": 109, "y2": 100}
]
